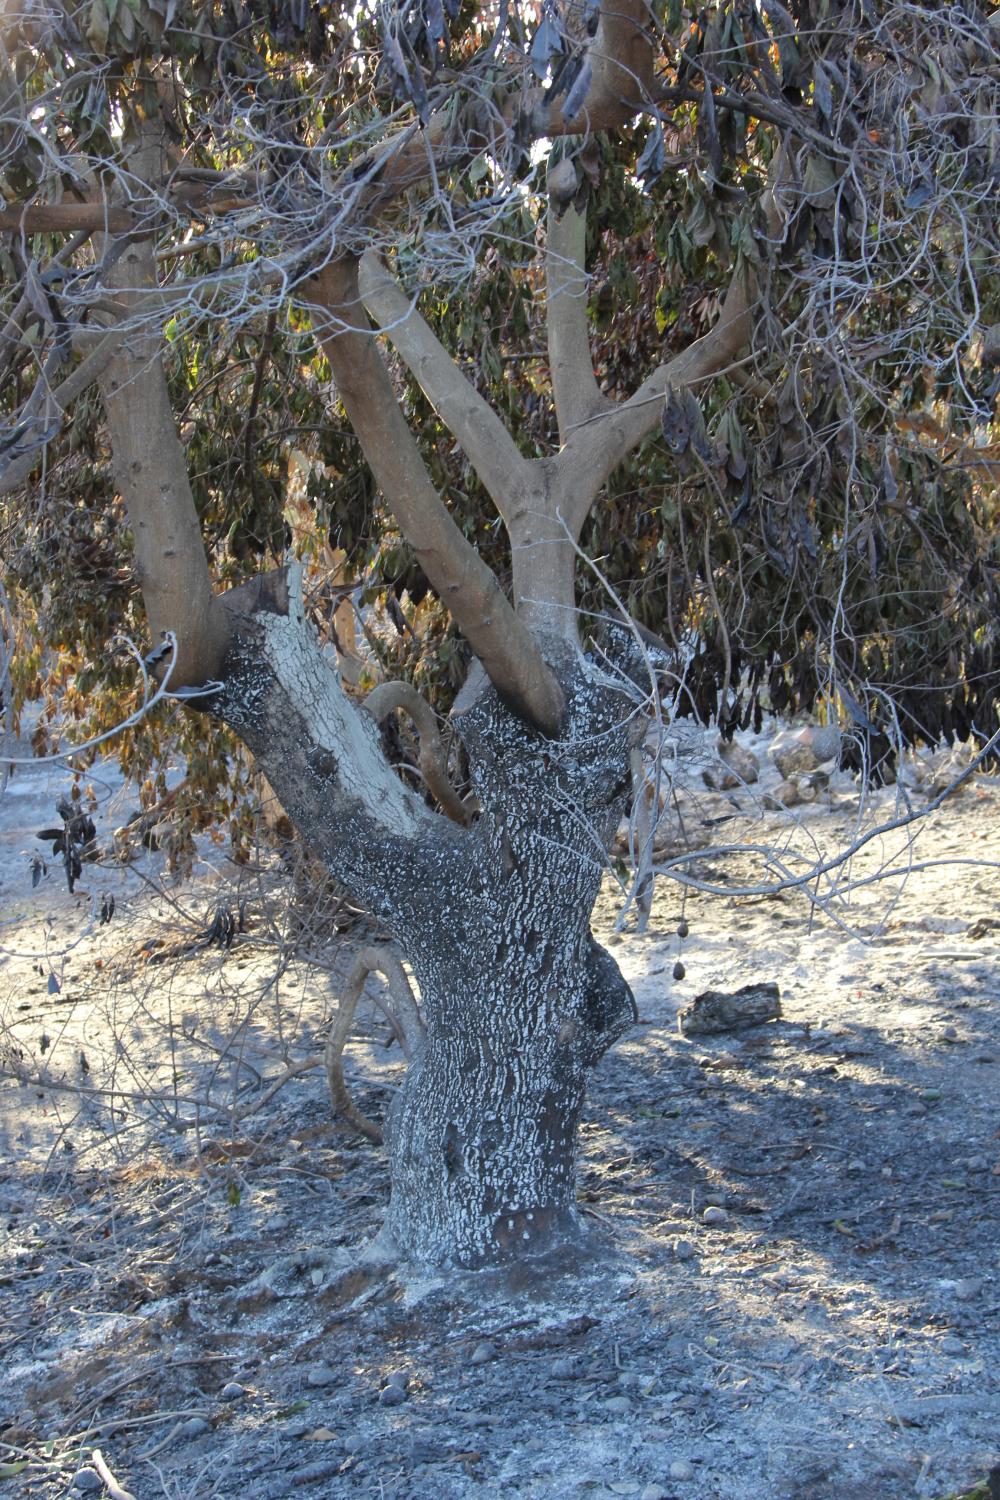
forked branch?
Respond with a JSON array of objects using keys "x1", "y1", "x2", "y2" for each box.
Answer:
[
  {"x1": 309, "y1": 259, "x2": 565, "y2": 737},
  {"x1": 325, "y1": 945, "x2": 425, "y2": 1144},
  {"x1": 358, "y1": 252, "x2": 530, "y2": 523}
]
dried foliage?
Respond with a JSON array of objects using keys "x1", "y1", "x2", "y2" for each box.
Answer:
[{"x1": 0, "y1": 0, "x2": 998, "y2": 809}]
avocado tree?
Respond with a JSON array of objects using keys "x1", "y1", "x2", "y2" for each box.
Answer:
[{"x1": 1, "y1": 0, "x2": 998, "y2": 1266}]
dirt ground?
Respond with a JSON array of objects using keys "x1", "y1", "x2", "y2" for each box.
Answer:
[{"x1": 1, "y1": 728, "x2": 998, "y2": 1500}]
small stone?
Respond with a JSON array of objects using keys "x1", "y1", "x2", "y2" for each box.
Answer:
[
  {"x1": 605, "y1": 1395, "x2": 632, "y2": 1413},
  {"x1": 847, "y1": 1159, "x2": 866, "y2": 1173},
  {"x1": 669, "y1": 1458, "x2": 695, "y2": 1481},
  {"x1": 701, "y1": 1206, "x2": 728, "y2": 1226},
  {"x1": 673, "y1": 961, "x2": 686, "y2": 982},
  {"x1": 284, "y1": 1420, "x2": 311, "y2": 1438},
  {"x1": 941, "y1": 1025, "x2": 958, "y2": 1041},
  {"x1": 939, "y1": 1336, "x2": 966, "y2": 1356},
  {"x1": 551, "y1": 1356, "x2": 577, "y2": 1378},
  {"x1": 385, "y1": 1370, "x2": 408, "y2": 1390},
  {"x1": 344, "y1": 1434, "x2": 364, "y2": 1454},
  {"x1": 672, "y1": 1238, "x2": 696, "y2": 1260},
  {"x1": 964, "y1": 1156, "x2": 988, "y2": 1172},
  {"x1": 180, "y1": 1417, "x2": 212, "y2": 1439},
  {"x1": 469, "y1": 1341, "x2": 494, "y2": 1367},
  {"x1": 70, "y1": 1472, "x2": 102, "y2": 1495},
  {"x1": 219, "y1": 1381, "x2": 245, "y2": 1401},
  {"x1": 953, "y1": 1277, "x2": 984, "y2": 1301},
  {"x1": 920, "y1": 1088, "x2": 942, "y2": 1102},
  {"x1": 306, "y1": 1364, "x2": 337, "y2": 1387},
  {"x1": 379, "y1": 1382, "x2": 407, "y2": 1406},
  {"x1": 641, "y1": 1486, "x2": 669, "y2": 1500}
]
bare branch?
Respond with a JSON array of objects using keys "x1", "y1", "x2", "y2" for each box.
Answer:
[
  {"x1": 308, "y1": 259, "x2": 565, "y2": 737},
  {"x1": 97, "y1": 238, "x2": 229, "y2": 688},
  {"x1": 358, "y1": 250, "x2": 530, "y2": 521},
  {"x1": 546, "y1": 199, "x2": 610, "y2": 444},
  {"x1": 325, "y1": 944, "x2": 425, "y2": 1144},
  {"x1": 560, "y1": 272, "x2": 752, "y2": 527},
  {"x1": 365, "y1": 681, "x2": 473, "y2": 826}
]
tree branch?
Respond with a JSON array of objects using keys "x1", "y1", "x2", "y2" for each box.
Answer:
[
  {"x1": 365, "y1": 680, "x2": 472, "y2": 825},
  {"x1": 357, "y1": 250, "x2": 530, "y2": 523},
  {"x1": 546, "y1": 200, "x2": 610, "y2": 444},
  {"x1": 559, "y1": 270, "x2": 753, "y2": 530},
  {"x1": 97, "y1": 237, "x2": 229, "y2": 687},
  {"x1": 308, "y1": 259, "x2": 565, "y2": 737}
]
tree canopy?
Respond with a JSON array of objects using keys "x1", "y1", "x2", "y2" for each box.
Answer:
[{"x1": 2, "y1": 0, "x2": 999, "y2": 823}]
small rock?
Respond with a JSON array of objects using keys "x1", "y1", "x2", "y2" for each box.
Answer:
[
  {"x1": 379, "y1": 1382, "x2": 408, "y2": 1406},
  {"x1": 70, "y1": 1472, "x2": 102, "y2": 1495},
  {"x1": 469, "y1": 1341, "x2": 494, "y2": 1367},
  {"x1": 717, "y1": 738, "x2": 760, "y2": 785},
  {"x1": 551, "y1": 1356, "x2": 577, "y2": 1379},
  {"x1": 669, "y1": 1458, "x2": 695, "y2": 1481},
  {"x1": 641, "y1": 1486, "x2": 669, "y2": 1500},
  {"x1": 344, "y1": 1434, "x2": 364, "y2": 1454},
  {"x1": 306, "y1": 1364, "x2": 338, "y2": 1387},
  {"x1": 605, "y1": 1395, "x2": 632, "y2": 1414},
  {"x1": 385, "y1": 1370, "x2": 408, "y2": 1390},
  {"x1": 180, "y1": 1417, "x2": 212, "y2": 1439},
  {"x1": 701, "y1": 1206, "x2": 728, "y2": 1226},
  {"x1": 672, "y1": 1238, "x2": 696, "y2": 1260},
  {"x1": 847, "y1": 1159, "x2": 866, "y2": 1174},
  {"x1": 219, "y1": 1381, "x2": 245, "y2": 1401},
  {"x1": 920, "y1": 1088, "x2": 942, "y2": 1102},
  {"x1": 283, "y1": 1420, "x2": 311, "y2": 1438},
  {"x1": 764, "y1": 779, "x2": 802, "y2": 810},
  {"x1": 964, "y1": 1156, "x2": 988, "y2": 1172},
  {"x1": 953, "y1": 1278, "x2": 984, "y2": 1302},
  {"x1": 939, "y1": 1336, "x2": 966, "y2": 1356},
  {"x1": 672, "y1": 961, "x2": 686, "y2": 982},
  {"x1": 770, "y1": 724, "x2": 841, "y2": 777}
]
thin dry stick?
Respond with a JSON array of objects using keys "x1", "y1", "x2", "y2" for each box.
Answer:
[{"x1": 89, "y1": 1449, "x2": 136, "y2": 1500}]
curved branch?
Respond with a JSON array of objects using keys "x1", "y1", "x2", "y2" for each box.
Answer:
[
  {"x1": 559, "y1": 270, "x2": 753, "y2": 531},
  {"x1": 365, "y1": 681, "x2": 473, "y2": 826},
  {"x1": 546, "y1": 199, "x2": 610, "y2": 444},
  {"x1": 358, "y1": 251, "x2": 530, "y2": 523},
  {"x1": 307, "y1": 259, "x2": 565, "y2": 738},
  {"x1": 325, "y1": 944, "x2": 425, "y2": 1144}
]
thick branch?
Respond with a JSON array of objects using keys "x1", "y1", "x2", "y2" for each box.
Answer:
[
  {"x1": 308, "y1": 259, "x2": 565, "y2": 737},
  {"x1": 97, "y1": 239, "x2": 229, "y2": 687},
  {"x1": 357, "y1": 252, "x2": 529, "y2": 522},
  {"x1": 546, "y1": 200, "x2": 610, "y2": 444},
  {"x1": 559, "y1": 271, "x2": 753, "y2": 532}
]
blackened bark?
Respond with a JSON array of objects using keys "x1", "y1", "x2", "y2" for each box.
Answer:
[{"x1": 209, "y1": 589, "x2": 640, "y2": 1268}]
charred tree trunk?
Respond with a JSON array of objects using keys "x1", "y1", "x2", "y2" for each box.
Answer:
[{"x1": 209, "y1": 582, "x2": 638, "y2": 1267}]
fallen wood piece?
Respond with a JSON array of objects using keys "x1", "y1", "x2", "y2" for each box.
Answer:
[
  {"x1": 678, "y1": 982, "x2": 782, "y2": 1037},
  {"x1": 90, "y1": 1450, "x2": 137, "y2": 1500}
]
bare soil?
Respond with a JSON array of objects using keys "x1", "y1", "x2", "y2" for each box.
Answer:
[{"x1": 1, "y1": 734, "x2": 998, "y2": 1500}]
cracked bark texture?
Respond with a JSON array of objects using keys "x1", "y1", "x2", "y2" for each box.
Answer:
[{"x1": 211, "y1": 598, "x2": 638, "y2": 1267}]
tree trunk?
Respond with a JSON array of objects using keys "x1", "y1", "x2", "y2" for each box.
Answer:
[{"x1": 211, "y1": 585, "x2": 639, "y2": 1267}]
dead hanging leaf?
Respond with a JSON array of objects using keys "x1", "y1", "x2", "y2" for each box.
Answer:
[{"x1": 661, "y1": 386, "x2": 710, "y2": 464}]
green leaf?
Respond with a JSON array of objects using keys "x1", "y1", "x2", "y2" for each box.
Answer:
[
  {"x1": 0, "y1": 1463, "x2": 29, "y2": 1479},
  {"x1": 226, "y1": 1180, "x2": 241, "y2": 1207}
]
